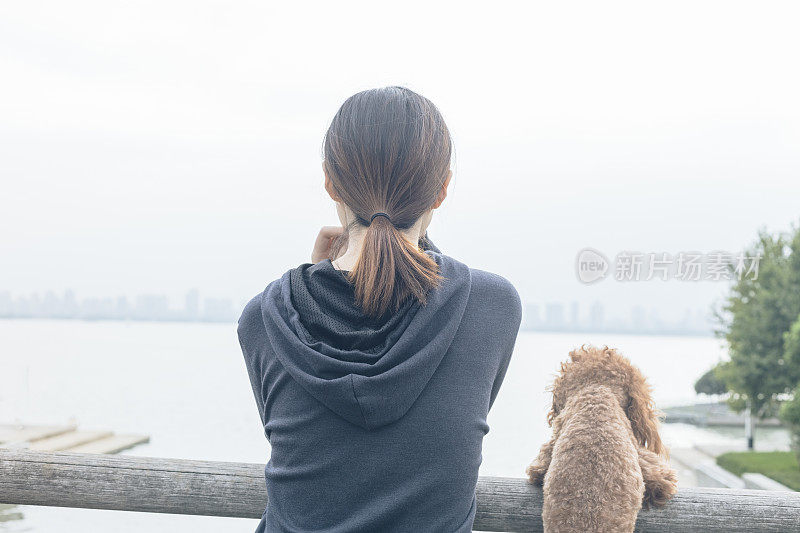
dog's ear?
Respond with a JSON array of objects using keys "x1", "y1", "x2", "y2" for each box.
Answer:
[
  {"x1": 546, "y1": 364, "x2": 568, "y2": 427},
  {"x1": 546, "y1": 397, "x2": 558, "y2": 427},
  {"x1": 627, "y1": 373, "x2": 666, "y2": 457},
  {"x1": 545, "y1": 381, "x2": 558, "y2": 427}
]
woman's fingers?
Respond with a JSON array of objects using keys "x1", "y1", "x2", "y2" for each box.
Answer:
[{"x1": 312, "y1": 226, "x2": 345, "y2": 263}]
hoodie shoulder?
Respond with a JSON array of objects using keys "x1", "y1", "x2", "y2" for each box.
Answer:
[
  {"x1": 236, "y1": 288, "x2": 274, "y2": 425},
  {"x1": 467, "y1": 268, "x2": 522, "y2": 324},
  {"x1": 465, "y1": 268, "x2": 522, "y2": 410},
  {"x1": 237, "y1": 293, "x2": 263, "y2": 335},
  {"x1": 237, "y1": 278, "x2": 282, "y2": 347}
]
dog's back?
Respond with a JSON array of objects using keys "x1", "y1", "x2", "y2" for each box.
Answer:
[{"x1": 542, "y1": 385, "x2": 645, "y2": 533}]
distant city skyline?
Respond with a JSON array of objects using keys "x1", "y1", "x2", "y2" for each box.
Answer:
[
  {"x1": 0, "y1": 289, "x2": 238, "y2": 323},
  {"x1": 522, "y1": 301, "x2": 713, "y2": 336},
  {"x1": 0, "y1": 288, "x2": 714, "y2": 335}
]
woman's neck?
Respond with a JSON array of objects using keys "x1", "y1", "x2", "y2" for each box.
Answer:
[{"x1": 332, "y1": 224, "x2": 424, "y2": 271}]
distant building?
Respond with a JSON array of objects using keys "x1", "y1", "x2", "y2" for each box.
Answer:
[
  {"x1": 544, "y1": 303, "x2": 565, "y2": 331},
  {"x1": 134, "y1": 294, "x2": 170, "y2": 321},
  {"x1": 589, "y1": 302, "x2": 605, "y2": 331},
  {"x1": 648, "y1": 308, "x2": 663, "y2": 332},
  {"x1": 63, "y1": 290, "x2": 79, "y2": 318},
  {"x1": 81, "y1": 297, "x2": 116, "y2": 320},
  {"x1": 631, "y1": 305, "x2": 647, "y2": 331},
  {"x1": 184, "y1": 289, "x2": 200, "y2": 321},
  {"x1": 569, "y1": 301, "x2": 580, "y2": 329},
  {"x1": 0, "y1": 291, "x2": 11, "y2": 317},
  {"x1": 115, "y1": 295, "x2": 130, "y2": 320},
  {"x1": 202, "y1": 297, "x2": 236, "y2": 322},
  {"x1": 523, "y1": 303, "x2": 541, "y2": 329}
]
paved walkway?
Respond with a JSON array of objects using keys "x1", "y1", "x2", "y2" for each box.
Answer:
[{"x1": 669, "y1": 447, "x2": 712, "y2": 487}]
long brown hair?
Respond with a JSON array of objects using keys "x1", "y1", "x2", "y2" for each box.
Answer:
[{"x1": 323, "y1": 87, "x2": 452, "y2": 318}]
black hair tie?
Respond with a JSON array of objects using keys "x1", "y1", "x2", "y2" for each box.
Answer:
[{"x1": 370, "y1": 212, "x2": 392, "y2": 224}]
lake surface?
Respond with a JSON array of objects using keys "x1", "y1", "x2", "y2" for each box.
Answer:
[{"x1": 0, "y1": 320, "x2": 789, "y2": 531}]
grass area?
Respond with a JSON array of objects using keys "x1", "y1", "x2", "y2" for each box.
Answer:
[{"x1": 717, "y1": 451, "x2": 800, "y2": 491}]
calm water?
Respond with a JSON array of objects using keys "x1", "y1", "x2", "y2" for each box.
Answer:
[{"x1": 0, "y1": 320, "x2": 789, "y2": 531}]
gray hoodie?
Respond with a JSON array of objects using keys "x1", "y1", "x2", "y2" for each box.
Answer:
[{"x1": 237, "y1": 249, "x2": 521, "y2": 532}]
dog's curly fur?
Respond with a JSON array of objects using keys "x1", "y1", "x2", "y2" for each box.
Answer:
[{"x1": 526, "y1": 346, "x2": 678, "y2": 533}]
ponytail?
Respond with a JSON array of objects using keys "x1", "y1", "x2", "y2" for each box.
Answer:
[
  {"x1": 349, "y1": 216, "x2": 441, "y2": 318},
  {"x1": 323, "y1": 86, "x2": 452, "y2": 318}
]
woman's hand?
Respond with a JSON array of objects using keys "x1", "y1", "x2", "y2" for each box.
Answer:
[{"x1": 311, "y1": 226, "x2": 345, "y2": 264}]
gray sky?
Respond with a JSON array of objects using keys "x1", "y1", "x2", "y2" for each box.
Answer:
[{"x1": 2, "y1": 1, "x2": 799, "y2": 323}]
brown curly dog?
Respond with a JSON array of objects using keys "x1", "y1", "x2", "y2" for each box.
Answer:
[{"x1": 526, "y1": 346, "x2": 678, "y2": 533}]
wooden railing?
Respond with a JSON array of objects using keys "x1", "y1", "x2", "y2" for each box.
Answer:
[{"x1": 1, "y1": 450, "x2": 798, "y2": 532}]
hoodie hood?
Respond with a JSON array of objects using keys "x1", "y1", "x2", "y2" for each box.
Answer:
[{"x1": 260, "y1": 251, "x2": 472, "y2": 430}]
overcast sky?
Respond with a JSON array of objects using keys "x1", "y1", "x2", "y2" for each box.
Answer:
[{"x1": 2, "y1": 1, "x2": 799, "y2": 324}]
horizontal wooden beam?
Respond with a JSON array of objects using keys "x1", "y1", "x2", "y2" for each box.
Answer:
[{"x1": 1, "y1": 450, "x2": 798, "y2": 531}]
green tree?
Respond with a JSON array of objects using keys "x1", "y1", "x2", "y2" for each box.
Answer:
[
  {"x1": 780, "y1": 313, "x2": 800, "y2": 461},
  {"x1": 716, "y1": 229, "x2": 800, "y2": 449},
  {"x1": 694, "y1": 364, "x2": 729, "y2": 396}
]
